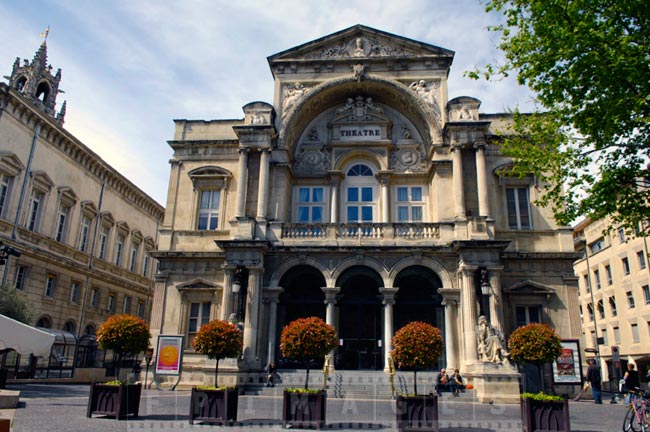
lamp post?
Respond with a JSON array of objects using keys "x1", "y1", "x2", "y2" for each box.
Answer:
[{"x1": 144, "y1": 347, "x2": 154, "y2": 389}]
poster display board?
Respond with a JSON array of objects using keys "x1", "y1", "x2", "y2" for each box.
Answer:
[
  {"x1": 552, "y1": 339, "x2": 583, "y2": 385},
  {"x1": 154, "y1": 335, "x2": 184, "y2": 376}
]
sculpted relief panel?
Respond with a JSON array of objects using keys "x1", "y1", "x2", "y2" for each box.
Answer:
[{"x1": 304, "y1": 36, "x2": 423, "y2": 60}]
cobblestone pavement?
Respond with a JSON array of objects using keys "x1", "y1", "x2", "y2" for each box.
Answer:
[{"x1": 3, "y1": 384, "x2": 630, "y2": 431}]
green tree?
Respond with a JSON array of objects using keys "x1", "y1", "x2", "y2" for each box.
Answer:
[
  {"x1": 470, "y1": 0, "x2": 650, "y2": 234},
  {"x1": 0, "y1": 284, "x2": 33, "y2": 324},
  {"x1": 192, "y1": 319, "x2": 242, "y2": 387}
]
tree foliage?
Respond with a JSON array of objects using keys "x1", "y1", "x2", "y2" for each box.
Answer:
[
  {"x1": 0, "y1": 284, "x2": 33, "y2": 324},
  {"x1": 97, "y1": 314, "x2": 151, "y2": 355},
  {"x1": 471, "y1": 0, "x2": 650, "y2": 234},
  {"x1": 507, "y1": 323, "x2": 562, "y2": 364},
  {"x1": 391, "y1": 321, "x2": 443, "y2": 395},
  {"x1": 192, "y1": 319, "x2": 243, "y2": 361}
]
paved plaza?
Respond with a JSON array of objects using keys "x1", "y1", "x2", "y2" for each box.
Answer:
[{"x1": 0, "y1": 384, "x2": 631, "y2": 431}]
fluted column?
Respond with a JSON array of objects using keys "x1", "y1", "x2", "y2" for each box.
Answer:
[
  {"x1": 379, "y1": 287, "x2": 398, "y2": 372},
  {"x1": 256, "y1": 146, "x2": 271, "y2": 220},
  {"x1": 328, "y1": 172, "x2": 342, "y2": 223},
  {"x1": 474, "y1": 142, "x2": 490, "y2": 218},
  {"x1": 243, "y1": 268, "x2": 261, "y2": 366},
  {"x1": 220, "y1": 267, "x2": 234, "y2": 320},
  {"x1": 322, "y1": 287, "x2": 340, "y2": 326},
  {"x1": 461, "y1": 268, "x2": 478, "y2": 365},
  {"x1": 264, "y1": 286, "x2": 283, "y2": 364},
  {"x1": 235, "y1": 147, "x2": 249, "y2": 218},
  {"x1": 377, "y1": 173, "x2": 391, "y2": 223},
  {"x1": 452, "y1": 145, "x2": 466, "y2": 219},
  {"x1": 149, "y1": 272, "x2": 169, "y2": 336}
]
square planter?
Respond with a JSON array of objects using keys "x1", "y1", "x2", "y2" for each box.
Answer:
[
  {"x1": 520, "y1": 398, "x2": 570, "y2": 432},
  {"x1": 86, "y1": 382, "x2": 142, "y2": 420},
  {"x1": 396, "y1": 394, "x2": 439, "y2": 432},
  {"x1": 189, "y1": 387, "x2": 239, "y2": 425},
  {"x1": 282, "y1": 389, "x2": 326, "y2": 429}
]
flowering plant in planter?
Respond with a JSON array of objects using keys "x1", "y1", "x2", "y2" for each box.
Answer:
[
  {"x1": 280, "y1": 317, "x2": 337, "y2": 390},
  {"x1": 508, "y1": 323, "x2": 562, "y2": 393},
  {"x1": 97, "y1": 314, "x2": 151, "y2": 380},
  {"x1": 192, "y1": 319, "x2": 243, "y2": 387},
  {"x1": 391, "y1": 321, "x2": 443, "y2": 395}
]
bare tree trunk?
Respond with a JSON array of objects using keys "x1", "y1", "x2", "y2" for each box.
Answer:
[
  {"x1": 215, "y1": 359, "x2": 220, "y2": 387},
  {"x1": 414, "y1": 370, "x2": 418, "y2": 395}
]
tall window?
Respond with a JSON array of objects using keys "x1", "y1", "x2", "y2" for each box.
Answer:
[
  {"x1": 345, "y1": 164, "x2": 375, "y2": 223},
  {"x1": 631, "y1": 323, "x2": 639, "y2": 343},
  {"x1": 643, "y1": 285, "x2": 650, "y2": 305},
  {"x1": 622, "y1": 257, "x2": 630, "y2": 275},
  {"x1": 115, "y1": 234, "x2": 124, "y2": 266},
  {"x1": 107, "y1": 294, "x2": 116, "y2": 313},
  {"x1": 614, "y1": 326, "x2": 620, "y2": 344},
  {"x1": 506, "y1": 187, "x2": 531, "y2": 229},
  {"x1": 14, "y1": 265, "x2": 28, "y2": 290},
  {"x1": 605, "y1": 265, "x2": 613, "y2": 285},
  {"x1": 587, "y1": 303, "x2": 594, "y2": 321},
  {"x1": 396, "y1": 186, "x2": 424, "y2": 222},
  {"x1": 197, "y1": 190, "x2": 220, "y2": 230},
  {"x1": 27, "y1": 189, "x2": 44, "y2": 231},
  {"x1": 129, "y1": 244, "x2": 139, "y2": 273},
  {"x1": 44, "y1": 274, "x2": 56, "y2": 298},
  {"x1": 515, "y1": 305, "x2": 541, "y2": 327},
  {"x1": 618, "y1": 227, "x2": 626, "y2": 243},
  {"x1": 589, "y1": 238, "x2": 605, "y2": 254},
  {"x1": 78, "y1": 215, "x2": 91, "y2": 252},
  {"x1": 69, "y1": 282, "x2": 80, "y2": 304},
  {"x1": 123, "y1": 296, "x2": 132, "y2": 314},
  {"x1": 137, "y1": 302, "x2": 145, "y2": 319},
  {"x1": 597, "y1": 299, "x2": 605, "y2": 319},
  {"x1": 187, "y1": 302, "x2": 211, "y2": 347},
  {"x1": 609, "y1": 296, "x2": 617, "y2": 317},
  {"x1": 98, "y1": 226, "x2": 109, "y2": 260},
  {"x1": 637, "y1": 251, "x2": 646, "y2": 270},
  {"x1": 296, "y1": 187, "x2": 324, "y2": 223},
  {"x1": 90, "y1": 288, "x2": 99, "y2": 308},
  {"x1": 54, "y1": 205, "x2": 70, "y2": 243},
  {"x1": 583, "y1": 274, "x2": 590, "y2": 293},
  {"x1": 594, "y1": 270, "x2": 601, "y2": 290},
  {"x1": 0, "y1": 174, "x2": 13, "y2": 218},
  {"x1": 143, "y1": 254, "x2": 150, "y2": 277},
  {"x1": 627, "y1": 291, "x2": 635, "y2": 308}
]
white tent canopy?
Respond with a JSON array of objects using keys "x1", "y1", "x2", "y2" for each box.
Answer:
[{"x1": 0, "y1": 314, "x2": 55, "y2": 357}]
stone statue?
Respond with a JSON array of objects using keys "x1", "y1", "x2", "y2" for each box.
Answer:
[
  {"x1": 353, "y1": 63, "x2": 365, "y2": 81},
  {"x1": 477, "y1": 315, "x2": 510, "y2": 365}
]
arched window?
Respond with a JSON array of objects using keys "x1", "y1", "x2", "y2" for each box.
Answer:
[
  {"x1": 343, "y1": 164, "x2": 377, "y2": 223},
  {"x1": 63, "y1": 320, "x2": 76, "y2": 333},
  {"x1": 35, "y1": 82, "x2": 50, "y2": 103},
  {"x1": 15, "y1": 76, "x2": 27, "y2": 93},
  {"x1": 36, "y1": 316, "x2": 52, "y2": 328}
]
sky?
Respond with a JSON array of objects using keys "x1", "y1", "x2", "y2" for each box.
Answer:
[{"x1": 0, "y1": 0, "x2": 536, "y2": 206}]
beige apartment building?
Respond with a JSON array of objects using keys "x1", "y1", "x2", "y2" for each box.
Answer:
[
  {"x1": 151, "y1": 25, "x2": 582, "y2": 401},
  {"x1": 574, "y1": 218, "x2": 650, "y2": 383},
  {"x1": 0, "y1": 42, "x2": 164, "y2": 377}
]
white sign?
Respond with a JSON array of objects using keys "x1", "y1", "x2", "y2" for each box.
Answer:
[{"x1": 339, "y1": 126, "x2": 382, "y2": 141}]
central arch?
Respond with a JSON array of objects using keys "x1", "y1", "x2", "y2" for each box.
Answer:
[{"x1": 335, "y1": 265, "x2": 384, "y2": 370}]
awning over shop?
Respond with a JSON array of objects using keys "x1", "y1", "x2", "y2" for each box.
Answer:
[{"x1": 0, "y1": 314, "x2": 55, "y2": 357}]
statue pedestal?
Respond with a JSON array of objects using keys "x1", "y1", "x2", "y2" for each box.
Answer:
[{"x1": 466, "y1": 362, "x2": 521, "y2": 404}]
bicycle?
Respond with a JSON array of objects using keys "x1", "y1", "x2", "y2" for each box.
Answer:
[{"x1": 623, "y1": 387, "x2": 650, "y2": 432}]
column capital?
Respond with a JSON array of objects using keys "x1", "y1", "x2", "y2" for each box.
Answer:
[
  {"x1": 321, "y1": 286, "x2": 340, "y2": 303},
  {"x1": 263, "y1": 286, "x2": 283, "y2": 303},
  {"x1": 437, "y1": 287, "x2": 460, "y2": 306},
  {"x1": 154, "y1": 272, "x2": 169, "y2": 283},
  {"x1": 379, "y1": 287, "x2": 399, "y2": 304},
  {"x1": 238, "y1": 146, "x2": 250, "y2": 154},
  {"x1": 473, "y1": 141, "x2": 487, "y2": 150},
  {"x1": 258, "y1": 145, "x2": 271, "y2": 153}
]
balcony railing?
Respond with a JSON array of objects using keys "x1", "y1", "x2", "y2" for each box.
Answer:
[{"x1": 280, "y1": 223, "x2": 441, "y2": 240}]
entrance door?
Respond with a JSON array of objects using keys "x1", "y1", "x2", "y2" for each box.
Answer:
[{"x1": 336, "y1": 266, "x2": 383, "y2": 370}]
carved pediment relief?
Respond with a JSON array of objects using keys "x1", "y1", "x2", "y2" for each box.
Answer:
[
  {"x1": 503, "y1": 280, "x2": 555, "y2": 296},
  {"x1": 270, "y1": 25, "x2": 454, "y2": 62},
  {"x1": 293, "y1": 146, "x2": 330, "y2": 176}
]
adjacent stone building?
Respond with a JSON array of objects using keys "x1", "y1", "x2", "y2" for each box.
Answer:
[
  {"x1": 151, "y1": 25, "x2": 582, "y2": 399},
  {"x1": 574, "y1": 218, "x2": 650, "y2": 384},
  {"x1": 0, "y1": 42, "x2": 164, "y2": 375}
]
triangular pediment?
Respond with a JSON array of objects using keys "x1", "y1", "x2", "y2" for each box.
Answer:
[
  {"x1": 177, "y1": 278, "x2": 220, "y2": 290},
  {"x1": 268, "y1": 24, "x2": 454, "y2": 63},
  {"x1": 503, "y1": 280, "x2": 556, "y2": 295}
]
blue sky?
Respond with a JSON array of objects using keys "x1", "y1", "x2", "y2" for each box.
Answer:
[{"x1": 0, "y1": 0, "x2": 535, "y2": 206}]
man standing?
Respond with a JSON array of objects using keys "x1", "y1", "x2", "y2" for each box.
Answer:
[{"x1": 586, "y1": 358, "x2": 602, "y2": 404}]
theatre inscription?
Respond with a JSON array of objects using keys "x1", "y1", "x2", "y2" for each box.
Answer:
[{"x1": 338, "y1": 126, "x2": 382, "y2": 141}]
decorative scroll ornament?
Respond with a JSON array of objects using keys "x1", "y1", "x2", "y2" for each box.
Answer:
[
  {"x1": 335, "y1": 95, "x2": 384, "y2": 120},
  {"x1": 293, "y1": 148, "x2": 330, "y2": 174}
]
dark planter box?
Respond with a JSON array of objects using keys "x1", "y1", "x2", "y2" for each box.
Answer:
[
  {"x1": 282, "y1": 389, "x2": 326, "y2": 429},
  {"x1": 520, "y1": 398, "x2": 570, "y2": 432},
  {"x1": 86, "y1": 382, "x2": 142, "y2": 420},
  {"x1": 396, "y1": 394, "x2": 439, "y2": 432},
  {"x1": 189, "y1": 387, "x2": 239, "y2": 425}
]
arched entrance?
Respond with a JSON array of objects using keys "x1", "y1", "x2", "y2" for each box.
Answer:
[
  {"x1": 394, "y1": 265, "x2": 445, "y2": 368},
  {"x1": 335, "y1": 266, "x2": 383, "y2": 370},
  {"x1": 277, "y1": 265, "x2": 326, "y2": 367}
]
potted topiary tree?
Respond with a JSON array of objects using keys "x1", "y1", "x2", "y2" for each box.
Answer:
[
  {"x1": 87, "y1": 314, "x2": 150, "y2": 420},
  {"x1": 279, "y1": 316, "x2": 337, "y2": 429},
  {"x1": 508, "y1": 323, "x2": 569, "y2": 432},
  {"x1": 189, "y1": 319, "x2": 243, "y2": 425},
  {"x1": 391, "y1": 321, "x2": 444, "y2": 432}
]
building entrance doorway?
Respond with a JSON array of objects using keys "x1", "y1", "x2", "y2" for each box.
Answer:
[{"x1": 335, "y1": 266, "x2": 383, "y2": 370}]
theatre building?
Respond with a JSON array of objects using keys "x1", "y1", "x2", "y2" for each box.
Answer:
[{"x1": 151, "y1": 25, "x2": 582, "y2": 395}]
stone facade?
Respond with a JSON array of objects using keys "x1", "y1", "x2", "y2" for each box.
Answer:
[
  {"x1": 0, "y1": 42, "x2": 164, "y2": 366},
  {"x1": 151, "y1": 25, "x2": 581, "y2": 395}
]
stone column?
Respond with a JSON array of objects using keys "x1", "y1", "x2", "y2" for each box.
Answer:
[
  {"x1": 235, "y1": 147, "x2": 249, "y2": 218},
  {"x1": 256, "y1": 146, "x2": 271, "y2": 220},
  {"x1": 452, "y1": 145, "x2": 466, "y2": 219},
  {"x1": 328, "y1": 172, "x2": 342, "y2": 223},
  {"x1": 243, "y1": 268, "x2": 261, "y2": 366},
  {"x1": 264, "y1": 286, "x2": 283, "y2": 364},
  {"x1": 149, "y1": 272, "x2": 169, "y2": 337},
  {"x1": 438, "y1": 286, "x2": 460, "y2": 370},
  {"x1": 379, "y1": 287, "x2": 398, "y2": 372},
  {"x1": 474, "y1": 142, "x2": 490, "y2": 218},
  {"x1": 220, "y1": 267, "x2": 234, "y2": 320},
  {"x1": 377, "y1": 173, "x2": 390, "y2": 223},
  {"x1": 487, "y1": 268, "x2": 505, "y2": 334},
  {"x1": 322, "y1": 287, "x2": 340, "y2": 327},
  {"x1": 461, "y1": 268, "x2": 478, "y2": 365}
]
